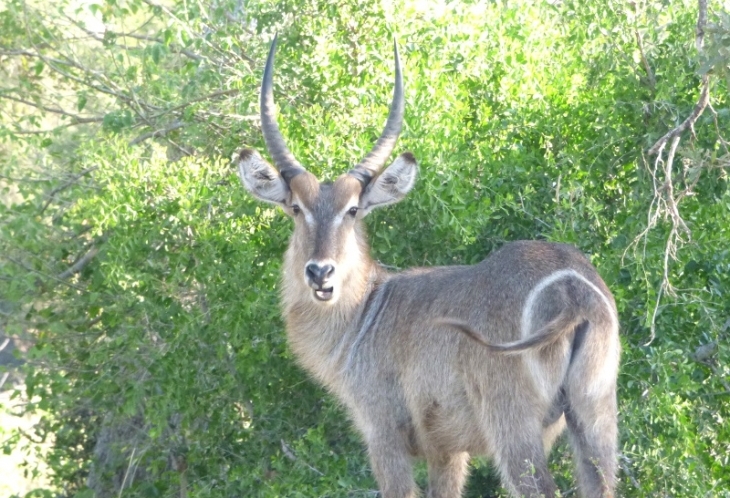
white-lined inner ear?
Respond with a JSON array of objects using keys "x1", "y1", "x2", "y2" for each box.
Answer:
[
  {"x1": 360, "y1": 154, "x2": 418, "y2": 215},
  {"x1": 238, "y1": 150, "x2": 289, "y2": 206}
]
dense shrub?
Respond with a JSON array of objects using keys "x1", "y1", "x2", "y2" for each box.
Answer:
[{"x1": 1, "y1": 0, "x2": 728, "y2": 496}]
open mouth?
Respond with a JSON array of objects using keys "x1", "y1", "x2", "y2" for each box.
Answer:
[{"x1": 313, "y1": 287, "x2": 334, "y2": 302}]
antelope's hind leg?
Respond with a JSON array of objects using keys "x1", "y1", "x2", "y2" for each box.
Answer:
[
  {"x1": 563, "y1": 379, "x2": 618, "y2": 497},
  {"x1": 367, "y1": 436, "x2": 418, "y2": 498},
  {"x1": 425, "y1": 452, "x2": 469, "y2": 498},
  {"x1": 493, "y1": 422, "x2": 558, "y2": 498},
  {"x1": 542, "y1": 413, "x2": 567, "y2": 456},
  {"x1": 542, "y1": 391, "x2": 568, "y2": 456},
  {"x1": 560, "y1": 318, "x2": 619, "y2": 498}
]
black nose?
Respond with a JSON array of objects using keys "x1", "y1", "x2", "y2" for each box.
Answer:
[{"x1": 306, "y1": 263, "x2": 335, "y2": 287}]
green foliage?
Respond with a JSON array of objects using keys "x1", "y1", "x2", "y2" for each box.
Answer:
[{"x1": 1, "y1": 0, "x2": 729, "y2": 496}]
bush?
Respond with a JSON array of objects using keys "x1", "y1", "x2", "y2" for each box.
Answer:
[{"x1": 1, "y1": 0, "x2": 728, "y2": 496}]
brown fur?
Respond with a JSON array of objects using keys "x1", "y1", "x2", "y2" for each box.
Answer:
[{"x1": 238, "y1": 149, "x2": 620, "y2": 498}]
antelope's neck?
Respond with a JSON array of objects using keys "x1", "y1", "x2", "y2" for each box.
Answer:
[{"x1": 280, "y1": 258, "x2": 384, "y2": 389}]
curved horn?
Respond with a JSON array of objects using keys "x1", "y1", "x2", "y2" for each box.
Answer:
[
  {"x1": 350, "y1": 38, "x2": 405, "y2": 186},
  {"x1": 260, "y1": 35, "x2": 305, "y2": 182}
]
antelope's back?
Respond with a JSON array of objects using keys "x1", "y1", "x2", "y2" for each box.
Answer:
[{"x1": 349, "y1": 239, "x2": 617, "y2": 390}]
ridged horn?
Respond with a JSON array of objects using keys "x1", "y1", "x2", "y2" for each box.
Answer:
[
  {"x1": 260, "y1": 35, "x2": 305, "y2": 183},
  {"x1": 349, "y1": 38, "x2": 405, "y2": 186}
]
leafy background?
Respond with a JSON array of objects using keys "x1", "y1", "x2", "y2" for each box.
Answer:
[{"x1": 0, "y1": 0, "x2": 728, "y2": 496}]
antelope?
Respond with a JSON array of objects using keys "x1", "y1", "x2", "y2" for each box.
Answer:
[{"x1": 236, "y1": 37, "x2": 620, "y2": 498}]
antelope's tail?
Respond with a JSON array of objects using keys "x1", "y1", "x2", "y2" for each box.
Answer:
[{"x1": 437, "y1": 312, "x2": 584, "y2": 355}]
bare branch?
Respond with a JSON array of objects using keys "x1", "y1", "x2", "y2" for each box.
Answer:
[
  {"x1": 648, "y1": 74, "x2": 710, "y2": 156},
  {"x1": 113, "y1": 31, "x2": 202, "y2": 62},
  {"x1": 10, "y1": 44, "x2": 163, "y2": 113},
  {"x1": 129, "y1": 120, "x2": 184, "y2": 145},
  {"x1": 7, "y1": 122, "x2": 98, "y2": 135},
  {"x1": 39, "y1": 166, "x2": 98, "y2": 214},
  {"x1": 4, "y1": 255, "x2": 84, "y2": 291},
  {"x1": 0, "y1": 93, "x2": 103, "y2": 125},
  {"x1": 279, "y1": 439, "x2": 324, "y2": 476},
  {"x1": 62, "y1": 14, "x2": 203, "y2": 62},
  {"x1": 147, "y1": 88, "x2": 238, "y2": 120},
  {"x1": 140, "y1": 0, "x2": 241, "y2": 68},
  {"x1": 0, "y1": 48, "x2": 82, "y2": 69},
  {"x1": 707, "y1": 103, "x2": 730, "y2": 154},
  {"x1": 58, "y1": 246, "x2": 100, "y2": 280},
  {"x1": 696, "y1": 0, "x2": 707, "y2": 50},
  {"x1": 635, "y1": 0, "x2": 711, "y2": 344},
  {"x1": 631, "y1": 3, "x2": 656, "y2": 91},
  {"x1": 0, "y1": 48, "x2": 144, "y2": 106},
  {"x1": 634, "y1": 27, "x2": 656, "y2": 91},
  {"x1": 127, "y1": 88, "x2": 238, "y2": 145}
]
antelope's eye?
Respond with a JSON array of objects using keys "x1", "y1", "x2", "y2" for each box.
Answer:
[
  {"x1": 347, "y1": 206, "x2": 359, "y2": 217},
  {"x1": 291, "y1": 204, "x2": 301, "y2": 215}
]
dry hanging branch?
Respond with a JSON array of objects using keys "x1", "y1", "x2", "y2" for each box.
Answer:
[{"x1": 633, "y1": 0, "x2": 713, "y2": 345}]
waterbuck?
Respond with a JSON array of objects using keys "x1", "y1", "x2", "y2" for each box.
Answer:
[{"x1": 237, "y1": 37, "x2": 620, "y2": 498}]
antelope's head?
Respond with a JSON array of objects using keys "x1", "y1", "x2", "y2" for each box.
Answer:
[{"x1": 238, "y1": 37, "x2": 417, "y2": 305}]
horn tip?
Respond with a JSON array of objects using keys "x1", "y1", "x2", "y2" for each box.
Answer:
[
  {"x1": 238, "y1": 148, "x2": 257, "y2": 162},
  {"x1": 393, "y1": 37, "x2": 401, "y2": 63},
  {"x1": 400, "y1": 151, "x2": 417, "y2": 164}
]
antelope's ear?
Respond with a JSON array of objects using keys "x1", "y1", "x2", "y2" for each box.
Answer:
[
  {"x1": 360, "y1": 152, "x2": 418, "y2": 215},
  {"x1": 237, "y1": 149, "x2": 289, "y2": 207}
]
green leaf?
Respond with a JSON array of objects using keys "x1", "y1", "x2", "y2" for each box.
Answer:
[
  {"x1": 77, "y1": 93, "x2": 88, "y2": 112},
  {"x1": 151, "y1": 44, "x2": 161, "y2": 65}
]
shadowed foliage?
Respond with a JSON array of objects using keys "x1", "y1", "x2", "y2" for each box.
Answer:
[{"x1": 0, "y1": 0, "x2": 728, "y2": 496}]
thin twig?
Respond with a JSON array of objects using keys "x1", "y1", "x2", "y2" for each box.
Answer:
[
  {"x1": 279, "y1": 439, "x2": 324, "y2": 476},
  {"x1": 146, "y1": 89, "x2": 239, "y2": 120},
  {"x1": 129, "y1": 120, "x2": 184, "y2": 145},
  {"x1": 4, "y1": 255, "x2": 84, "y2": 291},
  {"x1": 619, "y1": 453, "x2": 641, "y2": 489},
  {"x1": 62, "y1": 14, "x2": 203, "y2": 62},
  {"x1": 0, "y1": 372, "x2": 9, "y2": 390},
  {"x1": 118, "y1": 446, "x2": 137, "y2": 498},
  {"x1": 631, "y1": 1, "x2": 656, "y2": 91},
  {"x1": 0, "y1": 94, "x2": 103, "y2": 125},
  {"x1": 8, "y1": 122, "x2": 99, "y2": 135},
  {"x1": 39, "y1": 166, "x2": 98, "y2": 214},
  {"x1": 140, "y1": 0, "x2": 238, "y2": 66}
]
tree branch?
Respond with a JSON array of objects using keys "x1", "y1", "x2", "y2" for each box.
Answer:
[
  {"x1": 0, "y1": 94, "x2": 103, "y2": 125},
  {"x1": 129, "y1": 120, "x2": 184, "y2": 145},
  {"x1": 647, "y1": 74, "x2": 710, "y2": 156},
  {"x1": 58, "y1": 245, "x2": 100, "y2": 280},
  {"x1": 61, "y1": 14, "x2": 203, "y2": 62},
  {"x1": 631, "y1": 3, "x2": 656, "y2": 91},
  {"x1": 634, "y1": 28, "x2": 656, "y2": 91},
  {"x1": 696, "y1": 0, "x2": 707, "y2": 51},
  {"x1": 7, "y1": 121, "x2": 97, "y2": 135},
  {"x1": 140, "y1": 0, "x2": 239, "y2": 67},
  {"x1": 147, "y1": 89, "x2": 238, "y2": 120},
  {"x1": 635, "y1": 0, "x2": 710, "y2": 345}
]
